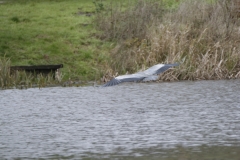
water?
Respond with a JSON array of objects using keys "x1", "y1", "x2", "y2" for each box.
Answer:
[{"x1": 0, "y1": 80, "x2": 240, "y2": 159}]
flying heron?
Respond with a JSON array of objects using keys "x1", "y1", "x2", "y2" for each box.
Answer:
[{"x1": 102, "y1": 63, "x2": 179, "y2": 87}]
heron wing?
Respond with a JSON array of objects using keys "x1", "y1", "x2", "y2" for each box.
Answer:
[
  {"x1": 143, "y1": 63, "x2": 179, "y2": 75},
  {"x1": 102, "y1": 73, "x2": 145, "y2": 87},
  {"x1": 102, "y1": 78, "x2": 121, "y2": 87},
  {"x1": 102, "y1": 63, "x2": 179, "y2": 87},
  {"x1": 142, "y1": 75, "x2": 159, "y2": 82}
]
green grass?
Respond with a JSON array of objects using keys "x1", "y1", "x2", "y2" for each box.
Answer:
[{"x1": 0, "y1": 0, "x2": 112, "y2": 81}]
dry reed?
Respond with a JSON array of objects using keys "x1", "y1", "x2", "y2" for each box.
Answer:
[
  {"x1": 0, "y1": 56, "x2": 12, "y2": 89},
  {"x1": 94, "y1": 0, "x2": 240, "y2": 81}
]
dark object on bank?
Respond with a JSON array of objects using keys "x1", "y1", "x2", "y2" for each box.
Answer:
[{"x1": 10, "y1": 64, "x2": 63, "y2": 79}]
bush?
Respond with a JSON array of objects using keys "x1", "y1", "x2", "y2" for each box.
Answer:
[{"x1": 93, "y1": 0, "x2": 165, "y2": 41}]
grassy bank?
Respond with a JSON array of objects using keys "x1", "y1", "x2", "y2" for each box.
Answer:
[
  {"x1": 1, "y1": 0, "x2": 240, "y2": 89},
  {"x1": 0, "y1": 0, "x2": 111, "y2": 84}
]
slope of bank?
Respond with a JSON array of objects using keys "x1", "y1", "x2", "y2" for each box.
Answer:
[
  {"x1": 0, "y1": 0, "x2": 112, "y2": 82},
  {"x1": 1, "y1": 0, "x2": 240, "y2": 89}
]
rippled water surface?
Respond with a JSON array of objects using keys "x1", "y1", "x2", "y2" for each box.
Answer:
[{"x1": 1, "y1": 80, "x2": 240, "y2": 159}]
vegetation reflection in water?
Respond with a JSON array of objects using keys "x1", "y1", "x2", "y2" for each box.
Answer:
[
  {"x1": 1, "y1": 75, "x2": 239, "y2": 160},
  {"x1": 40, "y1": 146, "x2": 240, "y2": 160}
]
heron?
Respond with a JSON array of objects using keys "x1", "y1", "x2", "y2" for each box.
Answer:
[{"x1": 102, "y1": 63, "x2": 179, "y2": 87}]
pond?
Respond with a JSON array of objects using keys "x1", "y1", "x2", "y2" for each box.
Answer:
[{"x1": 0, "y1": 80, "x2": 240, "y2": 159}]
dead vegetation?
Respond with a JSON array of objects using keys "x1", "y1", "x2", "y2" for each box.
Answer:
[{"x1": 94, "y1": 0, "x2": 240, "y2": 82}]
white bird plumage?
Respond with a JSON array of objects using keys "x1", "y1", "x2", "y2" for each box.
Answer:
[{"x1": 102, "y1": 63, "x2": 179, "y2": 87}]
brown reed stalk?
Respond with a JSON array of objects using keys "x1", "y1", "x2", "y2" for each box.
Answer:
[
  {"x1": 97, "y1": 0, "x2": 240, "y2": 81},
  {"x1": 0, "y1": 57, "x2": 13, "y2": 89}
]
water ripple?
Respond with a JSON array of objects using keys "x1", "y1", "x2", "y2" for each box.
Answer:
[{"x1": 0, "y1": 80, "x2": 240, "y2": 159}]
